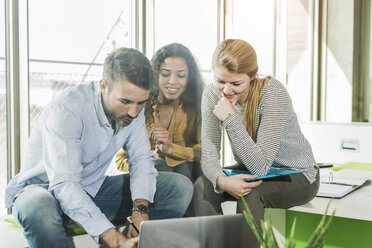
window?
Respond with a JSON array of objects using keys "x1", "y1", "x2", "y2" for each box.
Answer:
[
  {"x1": 152, "y1": 0, "x2": 218, "y2": 84},
  {"x1": 286, "y1": 0, "x2": 313, "y2": 122},
  {"x1": 28, "y1": 0, "x2": 133, "y2": 130},
  {"x1": 223, "y1": 0, "x2": 276, "y2": 166},
  {"x1": 0, "y1": 0, "x2": 7, "y2": 216},
  {"x1": 225, "y1": 0, "x2": 276, "y2": 75},
  {"x1": 0, "y1": 0, "x2": 135, "y2": 215},
  {"x1": 320, "y1": 0, "x2": 372, "y2": 123},
  {"x1": 227, "y1": 0, "x2": 314, "y2": 122}
]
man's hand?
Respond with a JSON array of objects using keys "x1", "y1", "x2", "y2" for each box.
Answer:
[
  {"x1": 100, "y1": 228, "x2": 139, "y2": 248},
  {"x1": 127, "y1": 199, "x2": 150, "y2": 238},
  {"x1": 150, "y1": 124, "x2": 172, "y2": 155},
  {"x1": 127, "y1": 211, "x2": 149, "y2": 238},
  {"x1": 213, "y1": 94, "x2": 238, "y2": 122},
  {"x1": 121, "y1": 237, "x2": 139, "y2": 248},
  {"x1": 217, "y1": 174, "x2": 262, "y2": 199}
]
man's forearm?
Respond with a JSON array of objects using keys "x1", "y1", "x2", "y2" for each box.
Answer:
[{"x1": 133, "y1": 198, "x2": 149, "y2": 207}]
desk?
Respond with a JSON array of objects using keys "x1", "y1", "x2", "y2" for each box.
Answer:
[
  {"x1": 286, "y1": 168, "x2": 372, "y2": 248},
  {"x1": 290, "y1": 168, "x2": 372, "y2": 220}
]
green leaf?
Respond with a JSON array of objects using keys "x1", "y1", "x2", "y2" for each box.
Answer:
[
  {"x1": 306, "y1": 199, "x2": 335, "y2": 248},
  {"x1": 241, "y1": 193, "x2": 334, "y2": 248},
  {"x1": 241, "y1": 192, "x2": 264, "y2": 244},
  {"x1": 266, "y1": 210, "x2": 280, "y2": 247},
  {"x1": 287, "y1": 218, "x2": 296, "y2": 248}
]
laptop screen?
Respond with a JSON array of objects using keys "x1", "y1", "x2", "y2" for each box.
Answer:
[{"x1": 137, "y1": 214, "x2": 247, "y2": 248}]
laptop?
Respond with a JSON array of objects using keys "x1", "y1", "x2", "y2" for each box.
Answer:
[{"x1": 137, "y1": 214, "x2": 248, "y2": 248}]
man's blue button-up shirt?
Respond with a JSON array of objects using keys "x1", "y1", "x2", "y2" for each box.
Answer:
[{"x1": 5, "y1": 81, "x2": 157, "y2": 237}]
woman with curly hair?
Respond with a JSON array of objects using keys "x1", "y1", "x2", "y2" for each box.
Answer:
[{"x1": 116, "y1": 43, "x2": 204, "y2": 183}]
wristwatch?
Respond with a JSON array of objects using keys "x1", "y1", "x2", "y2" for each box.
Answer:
[{"x1": 132, "y1": 204, "x2": 149, "y2": 215}]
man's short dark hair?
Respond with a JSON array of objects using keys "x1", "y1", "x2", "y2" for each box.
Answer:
[{"x1": 103, "y1": 47, "x2": 154, "y2": 90}]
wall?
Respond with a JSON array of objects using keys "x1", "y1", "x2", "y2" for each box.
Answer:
[{"x1": 300, "y1": 121, "x2": 372, "y2": 164}]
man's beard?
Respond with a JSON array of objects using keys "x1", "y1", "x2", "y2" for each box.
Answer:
[{"x1": 115, "y1": 114, "x2": 135, "y2": 127}]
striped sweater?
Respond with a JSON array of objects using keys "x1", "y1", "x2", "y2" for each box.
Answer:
[{"x1": 201, "y1": 77, "x2": 317, "y2": 192}]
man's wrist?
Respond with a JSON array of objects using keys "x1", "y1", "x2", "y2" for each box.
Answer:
[
  {"x1": 131, "y1": 209, "x2": 149, "y2": 221},
  {"x1": 132, "y1": 204, "x2": 149, "y2": 215},
  {"x1": 132, "y1": 199, "x2": 150, "y2": 215}
]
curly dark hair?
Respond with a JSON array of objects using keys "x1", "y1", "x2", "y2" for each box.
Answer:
[{"x1": 145, "y1": 43, "x2": 204, "y2": 125}]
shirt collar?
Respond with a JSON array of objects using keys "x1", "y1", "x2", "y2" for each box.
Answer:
[{"x1": 93, "y1": 81, "x2": 111, "y2": 128}]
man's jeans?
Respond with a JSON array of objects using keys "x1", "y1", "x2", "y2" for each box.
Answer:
[{"x1": 13, "y1": 172, "x2": 193, "y2": 248}]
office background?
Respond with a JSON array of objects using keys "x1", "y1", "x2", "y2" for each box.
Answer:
[{"x1": 1, "y1": 1, "x2": 372, "y2": 246}]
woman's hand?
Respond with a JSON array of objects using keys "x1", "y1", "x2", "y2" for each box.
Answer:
[
  {"x1": 152, "y1": 146, "x2": 160, "y2": 158},
  {"x1": 217, "y1": 174, "x2": 262, "y2": 199},
  {"x1": 150, "y1": 124, "x2": 173, "y2": 155},
  {"x1": 213, "y1": 95, "x2": 238, "y2": 122}
]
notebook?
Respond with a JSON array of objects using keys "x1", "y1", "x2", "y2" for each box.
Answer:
[
  {"x1": 137, "y1": 214, "x2": 247, "y2": 248},
  {"x1": 316, "y1": 177, "x2": 371, "y2": 198},
  {"x1": 223, "y1": 168, "x2": 304, "y2": 182}
]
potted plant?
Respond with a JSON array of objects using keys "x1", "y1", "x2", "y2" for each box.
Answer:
[{"x1": 241, "y1": 194, "x2": 335, "y2": 248}]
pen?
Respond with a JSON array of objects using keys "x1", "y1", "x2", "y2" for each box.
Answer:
[
  {"x1": 127, "y1": 216, "x2": 140, "y2": 234},
  {"x1": 317, "y1": 163, "x2": 333, "y2": 168},
  {"x1": 322, "y1": 182, "x2": 357, "y2": 187}
]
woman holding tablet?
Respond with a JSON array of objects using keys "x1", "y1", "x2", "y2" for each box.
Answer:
[{"x1": 194, "y1": 39, "x2": 319, "y2": 247}]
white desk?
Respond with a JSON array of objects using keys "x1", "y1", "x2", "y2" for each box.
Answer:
[
  {"x1": 289, "y1": 168, "x2": 372, "y2": 221},
  {"x1": 266, "y1": 168, "x2": 372, "y2": 248},
  {"x1": 225, "y1": 168, "x2": 372, "y2": 247}
]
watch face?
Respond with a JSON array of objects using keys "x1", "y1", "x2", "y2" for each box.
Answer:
[
  {"x1": 133, "y1": 204, "x2": 149, "y2": 214},
  {"x1": 138, "y1": 205, "x2": 149, "y2": 213}
]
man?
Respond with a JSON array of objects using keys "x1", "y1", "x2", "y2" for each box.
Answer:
[{"x1": 5, "y1": 48, "x2": 193, "y2": 248}]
